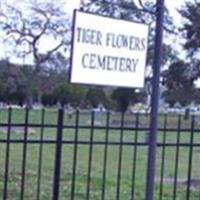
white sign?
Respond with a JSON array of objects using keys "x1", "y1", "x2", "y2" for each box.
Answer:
[{"x1": 70, "y1": 10, "x2": 149, "y2": 88}]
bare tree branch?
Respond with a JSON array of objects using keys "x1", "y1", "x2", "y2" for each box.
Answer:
[
  {"x1": 1, "y1": 1, "x2": 70, "y2": 72},
  {"x1": 40, "y1": 42, "x2": 64, "y2": 63}
]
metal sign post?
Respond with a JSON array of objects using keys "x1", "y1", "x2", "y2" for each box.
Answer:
[{"x1": 145, "y1": 0, "x2": 165, "y2": 200}]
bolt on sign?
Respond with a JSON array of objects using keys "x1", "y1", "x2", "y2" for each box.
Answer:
[{"x1": 70, "y1": 10, "x2": 149, "y2": 88}]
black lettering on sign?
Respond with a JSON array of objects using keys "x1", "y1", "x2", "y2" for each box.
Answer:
[
  {"x1": 82, "y1": 53, "x2": 89, "y2": 68},
  {"x1": 107, "y1": 57, "x2": 116, "y2": 71},
  {"x1": 119, "y1": 57, "x2": 126, "y2": 72},
  {"x1": 81, "y1": 53, "x2": 139, "y2": 73},
  {"x1": 131, "y1": 59, "x2": 139, "y2": 72},
  {"x1": 105, "y1": 32, "x2": 146, "y2": 51},
  {"x1": 76, "y1": 27, "x2": 102, "y2": 46},
  {"x1": 89, "y1": 54, "x2": 96, "y2": 69},
  {"x1": 97, "y1": 55, "x2": 106, "y2": 70},
  {"x1": 141, "y1": 38, "x2": 146, "y2": 51},
  {"x1": 126, "y1": 58, "x2": 132, "y2": 72}
]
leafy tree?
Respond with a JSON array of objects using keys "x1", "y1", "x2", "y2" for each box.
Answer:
[
  {"x1": 70, "y1": 85, "x2": 87, "y2": 108},
  {"x1": 179, "y1": 1, "x2": 200, "y2": 80},
  {"x1": 179, "y1": 1, "x2": 200, "y2": 57},
  {"x1": 86, "y1": 87, "x2": 107, "y2": 108},
  {"x1": 41, "y1": 92, "x2": 56, "y2": 106},
  {"x1": 0, "y1": 81, "x2": 6, "y2": 102},
  {"x1": 111, "y1": 87, "x2": 146, "y2": 112},
  {"x1": 162, "y1": 60, "x2": 197, "y2": 107},
  {"x1": 53, "y1": 83, "x2": 87, "y2": 107},
  {"x1": 0, "y1": 59, "x2": 37, "y2": 105},
  {"x1": 53, "y1": 83, "x2": 73, "y2": 107}
]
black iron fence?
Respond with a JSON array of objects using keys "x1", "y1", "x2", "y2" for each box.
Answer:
[{"x1": 0, "y1": 108, "x2": 200, "y2": 200}]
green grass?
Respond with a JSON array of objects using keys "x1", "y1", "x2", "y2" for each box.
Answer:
[{"x1": 0, "y1": 108, "x2": 200, "y2": 199}]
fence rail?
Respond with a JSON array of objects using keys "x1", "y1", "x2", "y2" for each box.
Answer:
[{"x1": 0, "y1": 108, "x2": 200, "y2": 200}]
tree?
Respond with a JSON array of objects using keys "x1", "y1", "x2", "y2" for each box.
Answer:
[
  {"x1": 53, "y1": 83, "x2": 87, "y2": 108},
  {"x1": 86, "y1": 87, "x2": 107, "y2": 108},
  {"x1": 0, "y1": 80, "x2": 6, "y2": 102},
  {"x1": 179, "y1": 1, "x2": 200, "y2": 57},
  {"x1": 53, "y1": 83, "x2": 72, "y2": 107},
  {"x1": 41, "y1": 92, "x2": 56, "y2": 107},
  {"x1": 179, "y1": 1, "x2": 200, "y2": 82},
  {"x1": 111, "y1": 87, "x2": 146, "y2": 112},
  {"x1": 0, "y1": 0, "x2": 70, "y2": 106},
  {"x1": 70, "y1": 85, "x2": 87, "y2": 108},
  {"x1": 0, "y1": 1, "x2": 70, "y2": 71},
  {"x1": 0, "y1": 59, "x2": 38, "y2": 105},
  {"x1": 162, "y1": 60, "x2": 197, "y2": 107}
]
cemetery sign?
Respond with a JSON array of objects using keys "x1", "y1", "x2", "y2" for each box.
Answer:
[{"x1": 70, "y1": 10, "x2": 149, "y2": 88}]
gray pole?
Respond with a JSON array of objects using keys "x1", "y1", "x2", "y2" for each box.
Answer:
[{"x1": 145, "y1": 0, "x2": 165, "y2": 200}]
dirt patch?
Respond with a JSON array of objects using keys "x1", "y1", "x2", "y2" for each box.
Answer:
[
  {"x1": 0, "y1": 127, "x2": 36, "y2": 134},
  {"x1": 155, "y1": 177, "x2": 200, "y2": 190}
]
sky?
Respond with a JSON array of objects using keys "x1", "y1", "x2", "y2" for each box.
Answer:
[{"x1": 165, "y1": 0, "x2": 184, "y2": 19}]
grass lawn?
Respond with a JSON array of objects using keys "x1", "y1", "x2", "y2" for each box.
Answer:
[{"x1": 0, "y1": 108, "x2": 200, "y2": 199}]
